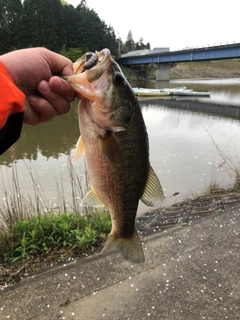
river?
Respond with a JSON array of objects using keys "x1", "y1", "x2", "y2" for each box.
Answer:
[{"x1": 1, "y1": 79, "x2": 240, "y2": 215}]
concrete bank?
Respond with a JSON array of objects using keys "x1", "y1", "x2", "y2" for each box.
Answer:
[{"x1": 0, "y1": 197, "x2": 240, "y2": 320}]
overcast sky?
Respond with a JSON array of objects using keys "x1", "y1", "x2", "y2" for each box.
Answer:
[{"x1": 67, "y1": 0, "x2": 240, "y2": 51}]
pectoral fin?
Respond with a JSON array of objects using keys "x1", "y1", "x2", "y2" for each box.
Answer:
[
  {"x1": 141, "y1": 165, "x2": 165, "y2": 206},
  {"x1": 81, "y1": 188, "x2": 105, "y2": 207},
  {"x1": 97, "y1": 131, "x2": 120, "y2": 164},
  {"x1": 72, "y1": 136, "x2": 85, "y2": 164}
]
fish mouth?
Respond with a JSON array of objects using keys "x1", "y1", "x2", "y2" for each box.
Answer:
[
  {"x1": 66, "y1": 49, "x2": 133, "y2": 131},
  {"x1": 73, "y1": 48, "x2": 112, "y2": 82},
  {"x1": 64, "y1": 49, "x2": 112, "y2": 101},
  {"x1": 72, "y1": 52, "x2": 99, "y2": 74}
]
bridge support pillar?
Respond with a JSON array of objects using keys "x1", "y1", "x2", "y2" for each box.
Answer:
[
  {"x1": 153, "y1": 63, "x2": 174, "y2": 88},
  {"x1": 154, "y1": 63, "x2": 171, "y2": 81}
]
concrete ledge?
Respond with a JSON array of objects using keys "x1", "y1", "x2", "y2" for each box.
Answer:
[{"x1": 0, "y1": 202, "x2": 239, "y2": 319}]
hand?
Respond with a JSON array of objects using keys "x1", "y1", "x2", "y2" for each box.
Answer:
[{"x1": 0, "y1": 47, "x2": 75, "y2": 125}]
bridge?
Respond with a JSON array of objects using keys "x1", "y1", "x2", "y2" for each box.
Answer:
[{"x1": 117, "y1": 43, "x2": 240, "y2": 84}]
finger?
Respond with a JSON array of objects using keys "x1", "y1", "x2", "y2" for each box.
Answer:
[
  {"x1": 49, "y1": 76, "x2": 75, "y2": 103},
  {"x1": 26, "y1": 95, "x2": 58, "y2": 124},
  {"x1": 38, "y1": 80, "x2": 72, "y2": 116},
  {"x1": 46, "y1": 50, "x2": 74, "y2": 75},
  {"x1": 23, "y1": 98, "x2": 41, "y2": 125}
]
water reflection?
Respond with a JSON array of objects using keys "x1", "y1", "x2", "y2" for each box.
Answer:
[
  {"x1": 135, "y1": 101, "x2": 240, "y2": 213},
  {"x1": 1, "y1": 82, "x2": 240, "y2": 214},
  {"x1": 0, "y1": 100, "x2": 79, "y2": 166},
  {"x1": 141, "y1": 98, "x2": 240, "y2": 121},
  {"x1": 170, "y1": 78, "x2": 240, "y2": 106}
]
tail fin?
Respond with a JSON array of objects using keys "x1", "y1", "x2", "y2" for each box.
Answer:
[{"x1": 101, "y1": 230, "x2": 145, "y2": 263}]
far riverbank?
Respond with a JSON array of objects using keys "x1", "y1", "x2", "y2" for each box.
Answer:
[
  {"x1": 170, "y1": 59, "x2": 240, "y2": 79},
  {"x1": 121, "y1": 59, "x2": 240, "y2": 81}
]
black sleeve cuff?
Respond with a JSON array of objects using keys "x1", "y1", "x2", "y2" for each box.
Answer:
[{"x1": 0, "y1": 112, "x2": 24, "y2": 155}]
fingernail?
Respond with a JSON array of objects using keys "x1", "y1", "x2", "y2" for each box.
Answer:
[
  {"x1": 38, "y1": 81, "x2": 50, "y2": 93},
  {"x1": 52, "y1": 77, "x2": 64, "y2": 91},
  {"x1": 28, "y1": 95, "x2": 37, "y2": 104}
]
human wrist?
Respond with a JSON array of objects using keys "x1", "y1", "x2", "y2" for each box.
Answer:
[{"x1": 0, "y1": 55, "x2": 17, "y2": 84}]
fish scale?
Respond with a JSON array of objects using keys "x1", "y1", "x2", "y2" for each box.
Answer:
[{"x1": 65, "y1": 49, "x2": 164, "y2": 263}]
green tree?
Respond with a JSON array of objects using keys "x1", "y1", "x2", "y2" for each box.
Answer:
[
  {"x1": 75, "y1": 1, "x2": 101, "y2": 51},
  {"x1": 135, "y1": 37, "x2": 144, "y2": 50},
  {"x1": 124, "y1": 30, "x2": 134, "y2": 52},
  {"x1": 0, "y1": 0, "x2": 150, "y2": 56},
  {"x1": 145, "y1": 42, "x2": 151, "y2": 49},
  {"x1": 62, "y1": 4, "x2": 82, "y2": 49},
  {"x1": 135, "y1": 37, "x2": 151, "y2": 51},
  {"x1": 60, "y1": 0, "x2": 69, "y2": 5},
  {"x1": 75, "y1": 1, "x2": 118, "y2": 54},
  {"x1": 0, "y1": 0, "x2": 23, "y2": 53},
  {"x1": 0, "y1": 1, "x2": 10, "y2": 53},
  {"x1": 22, "y1": 0, "x2": 66, "y2": 51},
  {"x1": 101, "y1": 25, "x2": 118, "y2": 56}
]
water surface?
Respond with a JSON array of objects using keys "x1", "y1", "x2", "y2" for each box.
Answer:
[{"x1": 1, "y1": 80, "x2": 240, "y2": 214}]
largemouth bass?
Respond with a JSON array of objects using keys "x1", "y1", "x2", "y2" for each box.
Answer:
[{"x1": 65, "y1": 49, "x2": 164, "y2": 263}]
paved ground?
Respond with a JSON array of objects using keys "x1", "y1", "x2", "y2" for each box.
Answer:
[{"x1": 0, "y1": 192, "x2": 240, "y2": 320}]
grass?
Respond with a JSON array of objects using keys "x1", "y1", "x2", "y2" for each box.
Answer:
[
  {"x1": 0, "y1": 159, "x2": 111, "y2": 286},
  {"x1": 0, "y1": 211, "x2": 111, "y2": 286},
  {"x1": 170, "y1": 59, "x2": 240, "y2": 79},
  {"x1": 195, "y1": 127, "x2": 240, "y2": 197},
  {"x1": 0, "y1": 210, "x2": 111, "y2": 265}
]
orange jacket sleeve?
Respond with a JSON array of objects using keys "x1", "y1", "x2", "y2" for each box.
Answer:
[{"x1": 0, "y1": 62, "x2": 25, "y2": 155}]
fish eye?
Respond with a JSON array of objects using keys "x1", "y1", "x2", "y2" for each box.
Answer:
[{"x1": 114, "y1": 72, "x2": 124, "y2": 86}]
